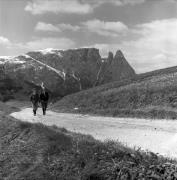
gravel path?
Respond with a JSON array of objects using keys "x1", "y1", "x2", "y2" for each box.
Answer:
[{"x1": 10, "y1": 107, "x2": 177, "y2": 158}]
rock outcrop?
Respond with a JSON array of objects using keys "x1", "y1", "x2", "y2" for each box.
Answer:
[
  {"x1": 107, "y1": 51, "x2": 114, "y2": 64},
  {"x1": 97, "y1": 50, "x2": 135, "y2": 84},
  {"x1": 110, "y1": 50, "x2": 135, "y2": 81}
]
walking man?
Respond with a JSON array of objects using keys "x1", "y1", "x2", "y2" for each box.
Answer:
[
  {"x1": 40, "y1": 86, "x2": 49, "y2": 115},
  {"x1": 30, "y1": 89, "x2": 40, "y2": 116}
]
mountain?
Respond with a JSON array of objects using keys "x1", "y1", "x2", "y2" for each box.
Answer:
[
  {"x1": 53, "y1": 64, "x2": 177, "y2": 119},
  {"x1": 0, "y1": 48, "x2": 136, "y2": 99},
  {"x1": 97, "y1": 50, "x2": 135, "y2": 85},
  {"x1": 109, "y1": 50, "x2": 135, "y2": 81}
]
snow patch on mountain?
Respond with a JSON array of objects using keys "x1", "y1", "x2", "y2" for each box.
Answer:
[
  {"x1": 35, "y1": 48, "x2": 63, "y2": 57},
  {"x1": 22, "y1": 54, "x2": 65, "y2": 80},
  {"x1": 0, "y1": 56, "x2": 26, "y2": 64},
  {"x1": 7, "y1": 58, "x2": 26, "y2": 64},
  {"x1": 0, "y1": 56, "x2": 14, "y2": 60}
]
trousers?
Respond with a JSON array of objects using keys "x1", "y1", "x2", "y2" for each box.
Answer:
[{"x1": 41, "y1": 101, "x2": 48, "y2": 114}]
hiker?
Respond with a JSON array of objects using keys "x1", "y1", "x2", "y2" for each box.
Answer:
[
  {"x1": 30, "y1": 89, "x2": 40, "y2": 116},
  {"x1": 40, "y1": 87, "x2": 49, "y2": 115}
]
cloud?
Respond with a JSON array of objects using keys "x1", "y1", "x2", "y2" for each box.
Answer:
[
  {"x1": 90, "y1": 0, "x2": 177, "y2": 6},
  {"x1": 25, "y1": 0, "x2": 146, "y2": 15},
  {"x1": 17, "y1": 37, "x2": 75, "y2": 51},
  {"x1": 35, "y1": 20, "x2": 128, "y2": 37},
  {"x1": 120, "y1": 18, "x2": 177, "y2": 73},
  {"x1": 91, "y1": 18, "x2": 177, "y2": 73},
  {"x1": 0, "y1": 36, "x2": 75, "y2": 55},
  {"x1": 35, "y1": 22, "x2": 60, "y2": 32},
  {"x1": 91, "y1": 0, "x2": 145, "y2": 6},
  {"x1": 58, "y1": 23, "x2": 80, "y2": 31},
  {"x1": 0, "y1": 36, "x2": 11, "y2": 46},
  {"x1": 118, "y1": 0, "x2": 145, "y2": 5},
  {"x1": 124, "y1": 19, "x2": 177, "y2": 71},
  {"x1": 82, "y1": 19, "x2": 128, "y2": 37},
  {"x1": 35, "y1": 22, "x2": 80, "y2": 32},
  {"x1": 25, "y1": 0, "x2": 93, "y2": 15}
]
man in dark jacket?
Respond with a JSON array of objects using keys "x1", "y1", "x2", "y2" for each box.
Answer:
[
  {"x1": 30, "y1": 89, "x2": 40, "y2": 116},
  {"x1": 40, "y1": 87, "x2": 49, "y2": 115}
]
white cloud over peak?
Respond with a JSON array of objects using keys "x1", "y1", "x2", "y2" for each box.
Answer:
[
  {"x1": 0, "y1": 36, "x2": 75, "y2": 56},
  {"x1": 35, "y1": 22, "x2": 80, "y2": 32},
  {"x1": 126, "y1": 18, "x2": 177, "y2": 62},
  {"x1": 25, "y1": 37, "x2": 75, "y2": 50},
  {"x1": 25, "y1": 0, "x2": 92, "y2": 15},
  {"x1": 0, "y1": 36, "x2": 11, "y2": 46},
  {"x1": 35, "y1": 22, "x2": 61, "y2": 32},
  {"x1": 92, "y1": 18, "x2": 177, "y2": 73},
  {"x1": 82, "y1": 19, "x2": 128, "y2": 37}
]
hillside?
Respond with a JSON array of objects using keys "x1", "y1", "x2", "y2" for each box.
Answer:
[
  {"x1": 0, "y1": 114, "x2": 177, "y2": 179},
  {"x1": 0, "y1": 48, "x2": 135, "y2": 99},
  {"x1": 53, "y1": 65, "x2": 177, "y2": 119}
]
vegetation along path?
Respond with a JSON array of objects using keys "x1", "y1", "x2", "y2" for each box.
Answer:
[{"x1": 10, "y1": 107, "x2": 177, "y2": 158}]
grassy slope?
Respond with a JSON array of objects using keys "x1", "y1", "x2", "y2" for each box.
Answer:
[
  {"x1": 53, "y1": 66, "x2": 177, "y2": 119},
  {"x1": 0, "y1": 101, "x2": 20, "y2": 115},
  {"x1": 0, "y1": 115, "x2": 177, "y2": 180}
]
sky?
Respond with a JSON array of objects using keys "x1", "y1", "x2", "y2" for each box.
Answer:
[{"x1": 1, "y1": 0, "x2": 177, "y2": 73}]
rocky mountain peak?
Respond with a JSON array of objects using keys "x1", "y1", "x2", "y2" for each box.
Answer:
[
  {"x1": 114, "y1": 50, "x2": 125, "y2": 59},
  {"x1": 113, "y1": 50, "x2": 133, "y2": 68},
  {"x1": 107, "y1": 51, "x2": 114, "y2": 63},
  {"x1": 108, "y1": 49, "x2": 135, "y2": 81}
]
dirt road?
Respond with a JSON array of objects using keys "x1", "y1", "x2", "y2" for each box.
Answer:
[{"x1": 10, "y1": 107, "x2": 177, "y2": 158}]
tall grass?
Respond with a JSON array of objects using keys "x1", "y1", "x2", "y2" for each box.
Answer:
[
  {"x1": 53, "y1": 69, "x2": 177, "y2": 119},
  {"x1": 0, "y1": 116, "x2": 177, "y2": 179}
]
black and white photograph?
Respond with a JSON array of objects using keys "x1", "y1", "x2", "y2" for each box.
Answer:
[{"x1": 1, "y1": 0, "x2": 177, "y2": 179}]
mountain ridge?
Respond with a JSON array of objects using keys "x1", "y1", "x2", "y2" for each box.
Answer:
[{"x1": 0, "y1": 47, "x2": 136, "y2": 99}]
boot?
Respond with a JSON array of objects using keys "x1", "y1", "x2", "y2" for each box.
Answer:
[
  {"x1": 43, "y1": 108, "x2": 45, "y2": 115},
  {"x1": 33, "y1": 110, "x2": 36, "y2": 116}
]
